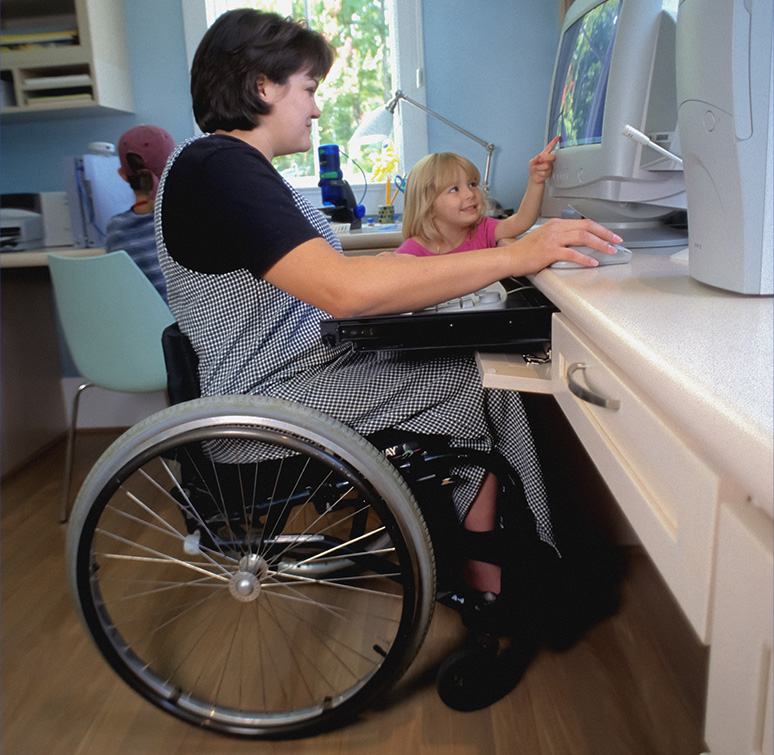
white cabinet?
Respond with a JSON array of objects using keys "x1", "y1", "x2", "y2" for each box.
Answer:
[
  {"x1": 705, "y1": 501, "x2": 773, "y2": 755},
  {"x1": 479, "y1": 254, "x2": 772, "y2": 755},
  {"x1": 549, "y1": 313, "x2": 720, "y2": 641},
  {"x1": 0, "y1": 0, "x2": 133, "y2": 120}
]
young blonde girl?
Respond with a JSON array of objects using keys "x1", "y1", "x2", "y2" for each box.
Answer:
[{"x1": 395, "y1": 136, "x2": 559, "y2": 256}]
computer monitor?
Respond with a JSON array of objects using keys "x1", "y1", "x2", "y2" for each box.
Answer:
[
  {"x1": 542, "y1": 0, "x2": 687, "y2": 247},
  {"x1": 63, "y1": 153, "x2": 134, "y2": 248},
  {"x1": 676, "y1": 0, "x2": 773, "y2": 295}
]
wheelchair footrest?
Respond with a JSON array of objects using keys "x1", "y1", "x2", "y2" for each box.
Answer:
[{"x1": 438, "y1": 587, "x2": 534, "y2": 640}]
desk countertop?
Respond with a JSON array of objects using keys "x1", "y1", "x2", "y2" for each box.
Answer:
[
  {"x1": 0, "y1": 225, "x2": 404, "y2": 267},
  {"x1": 0, "y1": 247, "x2": 103, "y2": 268},
  {"x1": 337, "y1": 226, "x2": 403, "y2": 251},
  {"x1": 531, "y1": 249, "x2": 773, "y2": 516}
]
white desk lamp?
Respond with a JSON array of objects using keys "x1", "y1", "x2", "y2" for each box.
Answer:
[{"x1": 349, "y1": 89, "x2": 497, "y2": 199}]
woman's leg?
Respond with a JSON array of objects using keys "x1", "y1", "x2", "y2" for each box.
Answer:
[{"x1": 461, "y1": 472, "x2": 501, "y2": 594}]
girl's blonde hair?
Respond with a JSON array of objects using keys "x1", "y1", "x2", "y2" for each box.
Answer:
[{"x1": 401, "y1": 152, "x2": 486, "y2": 244}]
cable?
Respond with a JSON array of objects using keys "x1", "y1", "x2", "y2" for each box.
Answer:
[
  {"x1": 504, "y1": 276, "x2": 534, "y2": 295},
  {"x1": 75, "y1": 162, "x2": 107, "y2": 241},
  {"x1": 621, "y1": 125, "x2": 683, "y2": 167},
  {"x1": 340, "y1": 149, "x2": 369, "y2": 206}
]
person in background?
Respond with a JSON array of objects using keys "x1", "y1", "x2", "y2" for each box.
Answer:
[
  {"x1": 106, "y1": 125, "x2": 175, "y2": 301},
  {"x1": 395, "y1": 139, "x2": 560, "y2": 258}
]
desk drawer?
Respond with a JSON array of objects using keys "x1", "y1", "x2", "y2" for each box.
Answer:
[{"x1": 551, "y1": 314, "x2": 719, "y2": 641}]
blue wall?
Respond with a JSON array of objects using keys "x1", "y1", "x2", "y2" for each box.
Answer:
[
  {"x1": 1, "y1": 0, "x2": 558, "y2": 209},
  {"x1": 422, "y1": 0, "x2": 559, "y2": 210}
]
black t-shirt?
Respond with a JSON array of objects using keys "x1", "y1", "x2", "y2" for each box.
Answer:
[{"x1": 160, "y1": 134, "x2": 320, "y2": 277}]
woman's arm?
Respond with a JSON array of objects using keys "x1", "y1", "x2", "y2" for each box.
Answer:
[{"x1": 264, "y1": 217, "x2": 621, "y2": 318}]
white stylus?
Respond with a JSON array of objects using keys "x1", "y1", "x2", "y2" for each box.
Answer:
[{"x1": 621, "y1": 124, "x2": 683, "y2": 167}]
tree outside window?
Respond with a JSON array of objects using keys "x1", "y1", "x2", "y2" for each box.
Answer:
[{"x1": 205, "y1": 0, "x2": 396, "y2": 184}]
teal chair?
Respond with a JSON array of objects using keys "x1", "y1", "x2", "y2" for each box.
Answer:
[{"x1": 48, "y1": 251, "x2": 175, "y2": 522}]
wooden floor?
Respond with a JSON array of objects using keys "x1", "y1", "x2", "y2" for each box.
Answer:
[{"x1": 1, "y1": 430, "x2": 708, "y2": 755}]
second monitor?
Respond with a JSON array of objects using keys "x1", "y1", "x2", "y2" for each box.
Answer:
[{"x1": 541, "y1": 0, "x2": 687, "y2": 247}]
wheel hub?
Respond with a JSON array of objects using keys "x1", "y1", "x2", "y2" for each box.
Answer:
[{"x1": 228, "y1": 553, "x2": 269, "y2": 602}]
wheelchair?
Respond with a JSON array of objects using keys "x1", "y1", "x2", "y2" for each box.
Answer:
[{"x1": 65, "y1": 324, "x2": 620, "y2": 739}]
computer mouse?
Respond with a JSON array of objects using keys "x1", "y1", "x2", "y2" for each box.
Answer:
[{"x1": 550, "y1": 244, "x2": 632, "y2": 269}]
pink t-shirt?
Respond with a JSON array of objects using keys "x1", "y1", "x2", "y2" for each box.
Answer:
[{"x1": 394, "y1": 216, "x2": 500, "y2": 256}]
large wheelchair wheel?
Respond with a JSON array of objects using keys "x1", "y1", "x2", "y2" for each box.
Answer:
[{"x1": 66, "y1": 395, "x2": 436, "y2": 739}]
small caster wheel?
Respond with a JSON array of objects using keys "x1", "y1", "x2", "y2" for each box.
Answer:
[
  {"x1": 437, "y1": 635, "x2": 499, "y2": 711},
  {"x1": 436, "y1": 634, "x2": 535, "y2": 712}
]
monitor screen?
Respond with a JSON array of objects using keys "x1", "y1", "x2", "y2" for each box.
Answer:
[
  {"x1": 542, "y1": 0, "x2": 687, "y2": 247},
  {"x1": 548, "y1": 0, "x2": 620, "y2": 149}
]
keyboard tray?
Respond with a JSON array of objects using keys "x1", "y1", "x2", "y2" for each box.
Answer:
[{"x1": 320, "y1": 277, "x2": 558, "y2": 352}]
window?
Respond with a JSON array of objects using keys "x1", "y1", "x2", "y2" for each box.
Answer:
[{"x1": 181, "y1": 0, "x2": 427, "y2": 190}]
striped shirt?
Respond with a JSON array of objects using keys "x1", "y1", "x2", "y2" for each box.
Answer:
[{"x1": 106, "y1": 209, "x2": 168, "y2": 301}]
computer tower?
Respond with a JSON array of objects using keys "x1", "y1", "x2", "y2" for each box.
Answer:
[{"x1": 676, "y1": 0, "x2": 773, "y2": 295}]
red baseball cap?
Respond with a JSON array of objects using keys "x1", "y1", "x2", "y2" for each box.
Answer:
[{"x1": 118, "y1": 125, "x2": 175, "y2": 195}]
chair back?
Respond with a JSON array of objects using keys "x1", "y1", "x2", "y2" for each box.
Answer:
[
  {"x1": 161, "y1": 322, "x2": 201, "y2": 405},
  {"x1": 48, "y1": 251, "x2": 175, "y2": 392}
]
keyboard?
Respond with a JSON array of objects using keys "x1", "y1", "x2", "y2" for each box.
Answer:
[{"x1": 419, "y1": 281, "x2": 508, "y2": 313}]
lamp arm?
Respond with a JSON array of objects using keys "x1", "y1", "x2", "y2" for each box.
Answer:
[{"x1": 389, "y1": 90, "x2": 495, "y2": 190}]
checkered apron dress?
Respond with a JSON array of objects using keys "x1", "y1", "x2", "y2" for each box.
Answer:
[{"x1": 156, "y1": 138, "x2": 553, "y2": 547}]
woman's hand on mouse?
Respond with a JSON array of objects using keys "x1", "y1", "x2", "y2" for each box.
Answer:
[{"x1": 508, "y1": 217, "x2": 622, "y2": 271}]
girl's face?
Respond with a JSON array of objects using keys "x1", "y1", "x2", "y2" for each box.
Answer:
[
  {"x1": 431, "y1": 167, "x2": 483, "y2": 232},
  {"x1": 259, "y1": 69, "x2": 322, "y2": 158}
]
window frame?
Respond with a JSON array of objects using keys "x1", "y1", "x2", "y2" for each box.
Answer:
[{"x1": 180, "y1": 0, "x2": 428, "y2": 194}]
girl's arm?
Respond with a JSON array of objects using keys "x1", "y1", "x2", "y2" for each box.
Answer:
[
  {"x1": 264, "y1": 216, "x2": 621, "y2": 319},
  {"x1": 495, "y1": 136, "x2": 560, "y2": 243}
]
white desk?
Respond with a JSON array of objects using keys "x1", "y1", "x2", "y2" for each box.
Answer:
[
  {"x1": 0, "y1": 246, "x2": 104, "y2": 268},
  {"x1": 479, "y1": 250, "x2": 773, "y2": 755},
  {"x1": 337, "y1": 226, "x2": 403, "y2": 255},
  {"x1": 0, "y1": 247, "x2": 104, "y2": 474},
  {"x1": 0, "y1": 225, "x2": 403, "y2": 266}
]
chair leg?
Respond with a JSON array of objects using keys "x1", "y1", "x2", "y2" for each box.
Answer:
[{"x1": 60, "y1": 381, "x2": 93, "y2": 524}]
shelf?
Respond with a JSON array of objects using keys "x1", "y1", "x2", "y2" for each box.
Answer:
[
  {"x1": 0, "y1": 101, "x2": 128, "y2": 122},
  {"x1": 22, "y1": 72, "x2": 91, "y2": 88},
  {"x1": 0, "y1": 0, "x2": 132, "y2": 120}
]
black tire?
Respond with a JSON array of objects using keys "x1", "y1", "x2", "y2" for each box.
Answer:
[{"x1": 66, "y1": 396, "x2": 436, "y2": 738}]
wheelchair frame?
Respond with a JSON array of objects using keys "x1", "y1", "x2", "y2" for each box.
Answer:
[{"x1": 65, "y1": 327, "x2": 554, "y2": 738}]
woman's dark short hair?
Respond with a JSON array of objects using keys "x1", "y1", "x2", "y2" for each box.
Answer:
[{"x1": 191, "y1": 9, "x2": 334, "y2": 133}]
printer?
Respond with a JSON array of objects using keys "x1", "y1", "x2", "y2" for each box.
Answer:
[
  {"x1": 1, "y1": 192, "x2": 73, "y2": 250},
  {"x1": 1, "y1": 208, "x2": 44, "y2": 251}
]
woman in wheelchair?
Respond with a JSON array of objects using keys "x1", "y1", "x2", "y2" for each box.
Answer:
[{"x1": 66, "y1": 8, "x2": 623, "y2": 739}]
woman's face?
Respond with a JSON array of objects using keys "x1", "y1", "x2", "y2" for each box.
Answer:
[{"x1": 260, "y1": 70, "x2": 322, "y2": 158}]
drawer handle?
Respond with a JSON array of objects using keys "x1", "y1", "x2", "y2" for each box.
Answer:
[{"x1": 567, "y1": 362, "x2": 620, "y2": 410}]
